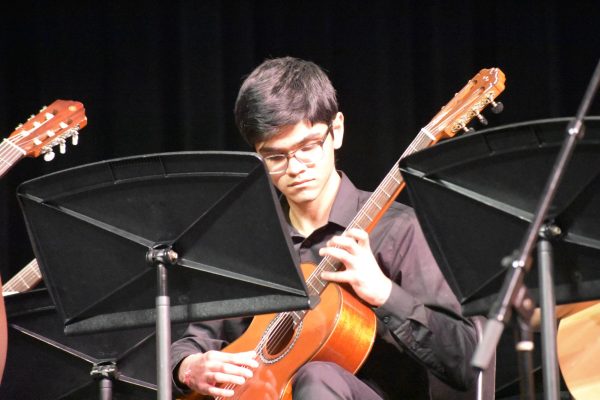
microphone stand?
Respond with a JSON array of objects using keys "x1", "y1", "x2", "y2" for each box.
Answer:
[{"x1": 471, "y1": 58, "x2": 600, "y2": 400}]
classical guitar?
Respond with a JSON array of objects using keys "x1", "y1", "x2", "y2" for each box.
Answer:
[
  {"x1": 0, "y1": 99, "x2": 87, "y2": 382},
  {"x1": 182, "y1": 69, "x2": 506, "y2": 400},
  {"x1": 1, "y1": 99, "x2": 88, "y2": 296}
]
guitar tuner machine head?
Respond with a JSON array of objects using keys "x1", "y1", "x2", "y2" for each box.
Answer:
[
  {"x1": 40, "y1": 127, "x2": 82, "y2": 161},
  {"x1": 490, "y1": 100, "x2": 504, "y2": 114}
]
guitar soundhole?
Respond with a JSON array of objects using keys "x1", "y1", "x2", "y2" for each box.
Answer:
[{"x1": 265, "y1": 314, "x2": 295, "y2": 356}]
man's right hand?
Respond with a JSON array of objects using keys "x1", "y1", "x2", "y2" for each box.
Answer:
[{"x1": 178, "y1": 350, "x2": 259, "y2": 398}]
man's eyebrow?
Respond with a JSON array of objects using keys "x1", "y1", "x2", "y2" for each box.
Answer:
[{"x1": 259, "y1": 132, "x2": 323, "y2": 154}]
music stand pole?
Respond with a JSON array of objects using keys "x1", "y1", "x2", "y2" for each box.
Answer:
[
  {"x1": 537, "y1": 229, "x2": 560, "y2": 399},
  {"x1": 148, "y1": 247, "x2": 178, "y2": 400},
  {"x1": 472, "y1": 58, "x2": 600, "y2": 399}
]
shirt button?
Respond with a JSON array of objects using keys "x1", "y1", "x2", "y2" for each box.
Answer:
[{"x1": 382, "y1": 316, "x2": 391, "y2": 324}]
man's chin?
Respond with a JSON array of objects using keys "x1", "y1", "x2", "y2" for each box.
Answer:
[{"x1": 284, "y1": 190, "x2": 318, "y2": 205}]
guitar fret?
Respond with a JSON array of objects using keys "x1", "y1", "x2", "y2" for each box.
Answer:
[
  {"x1": 17, "y1": 275, "x2": 32, "y2": 289},
  {"x1": 0, "y1": 157, "x2": 14, "y2": 167},
  {"x1": 314, "y1": 279, "x2": 326, "y2": 291},
  {"x1": 306, "y1": 280, "x2": 320, "y2": 294},
  {"x1": 370, "y1": 200, "x2": 382, "y2": 210},
  {"x1": 2, "y1": 138, "x2": 26, "y2": 155}
]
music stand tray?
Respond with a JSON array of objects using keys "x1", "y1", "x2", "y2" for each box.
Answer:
[
  {"x1": 16, "y1": 151, "x2": 310, "y2": 332},
  {"x1": 1, "y1": 288, "x2": 163, "y2": 399},
  {"x1": 399, "y1": 117, "x2": 600, "y2": 316},
  {"x1": 15, "y1": 151, "x2": 312, "y2": 399}
]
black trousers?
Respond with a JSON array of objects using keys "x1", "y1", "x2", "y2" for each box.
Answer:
[{"x1": 292, "y1": 361, "x2": 383, "y2": 400}]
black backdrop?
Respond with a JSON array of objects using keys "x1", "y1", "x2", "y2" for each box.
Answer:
[{"x1": 1, "y1": 1, "x2": 600, "y2": 290}]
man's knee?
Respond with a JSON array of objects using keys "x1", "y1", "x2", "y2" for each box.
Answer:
[
  {"x1": 294, "y1": 361, "x2": 344, "y2": 386},
  {"x1": 292, "y1": 361, "x2": 350, "y2": 399}
]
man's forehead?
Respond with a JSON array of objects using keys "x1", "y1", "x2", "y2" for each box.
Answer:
[{"x1": 256, "y1": 121, "x2": 327, "y2": 152}]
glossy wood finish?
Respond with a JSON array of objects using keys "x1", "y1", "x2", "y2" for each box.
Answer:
[
  {"x1": 0, "y1": 278, "x2": 6, "y2": 383},
  {"x1": 182, "y1": 262, "x2": 377, "y2": 400},
  {"x1": 180, "y1": 68, "x2": 506, "y2": 400},
  {"x1": 557, "y1": 301, "x2": 600, "y2": 400}
]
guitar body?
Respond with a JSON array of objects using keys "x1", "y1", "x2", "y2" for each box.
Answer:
[
  {"x1": 184, "y1": 262, "x2": 377, "y2": 400},
  {"x1": 0, "y1": 278, "x2": 6, "y2": 383},
  {"x1": 557, "y1": 301, "x2": 600, "y2": 400}
]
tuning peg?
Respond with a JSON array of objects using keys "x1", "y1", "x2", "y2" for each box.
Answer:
[
  {"x1": 59, "y1": 139, "x2": 67, "y2": 154},
  {"x1": 490, "y1": 101, "x2": 504, "y2": 114},
  {"x1": 71, "y1": 131, "x2": 79, "y2": 146},
  {"x1": 462, "y1": 125, "x2": 476, "y2": 134},
  {"x1": 476, "y1": 113, "x2": 488, "y2": 126},
  {"x1": 43, "y1": 150, "x2": 55, "y2": 161}
]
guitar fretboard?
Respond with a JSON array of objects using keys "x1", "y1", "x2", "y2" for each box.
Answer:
[
  {"x1": 0, "y1": 139, "x2": 26, "y2": 178},
  {"x1": 2, "y1": 259, "x2": 42, "y2": 296}
]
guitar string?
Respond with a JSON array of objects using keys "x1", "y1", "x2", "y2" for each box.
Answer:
[
  {"x1": 214, "y1": 87, "x2": 499, "y2": 396},
  {"x1": 219, "y1": 130, "x2": 436, "y2": 388},
  {"x1": 0, "y1": 107, "x2": 84, "y2": 161},
  {"x1": 4, "y1": 261, "x2": 41, "y2": 292},
  {"x1": 232, "y1": 84, "x2": 491, "y2": 367},
  {"x1": 0, "y1": 111, "x2": 59, "y2": 159},
  {"x1": 213, "y1": 132, "x2": 435, "y2": 396},
  {"x1": 0, "y1": 128, "x2": 71, "y2": 158},
  {"x1": 256, "y1": 130, "x2": 435, "y2": 347},
  {"x1": 300, "y1": 82, "x2": 495, "y2": 290},
  {"x1": 0, "y1": 140, "x2": 25, "y2": 168},
  {"x1": 193, "y1": 81, "x2": 501, "y2": 398}
]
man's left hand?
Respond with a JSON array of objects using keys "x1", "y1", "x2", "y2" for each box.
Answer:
[{"x1": 319, "y1": 228, "x2": 392, "y2": 307}]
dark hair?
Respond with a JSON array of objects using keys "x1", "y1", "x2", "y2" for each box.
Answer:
[{"x1": 234, "y1": 57, "x2": 338, "y2": 146}]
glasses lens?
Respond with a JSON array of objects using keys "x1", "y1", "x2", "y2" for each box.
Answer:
[
  {"x1": 264, "y1": 155, "x2": 287, "y2": 174},
  {"x1": 295, "y1": 142, "x2": 324, "y2": 164},
  {"x1": 264, "y1": 127, "x2": 330, "y2": 174}
]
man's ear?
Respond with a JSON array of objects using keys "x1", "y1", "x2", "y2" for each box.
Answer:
[{"x1": 332, "y1": 112, "x2": 344, "y2": 150}]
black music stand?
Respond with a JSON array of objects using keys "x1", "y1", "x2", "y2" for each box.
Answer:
[
  {"x1": 15, "y1": 151, "x2": 312, "y2": 400},
  {"x1": 399, "y1": 117, "x2": 600, "y2": 395},
  {"x1": 1, "y1": 288, "x2": 181, "y2": 399}
]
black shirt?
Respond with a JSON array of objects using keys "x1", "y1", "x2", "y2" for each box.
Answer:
[{"x1": 171, "y1": 172, "x2": 478, "y2": 399}]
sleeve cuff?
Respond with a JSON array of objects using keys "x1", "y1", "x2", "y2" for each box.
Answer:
[{"x1": 374, "y1": 282, "x2": 429, "y2": 328}]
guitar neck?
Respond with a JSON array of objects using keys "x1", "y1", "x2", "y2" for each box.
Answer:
[
  {"x1": 2, "y1": 259, "x2": 42, "y2": 296},
  {"x1": 305, "y1": 130, "x2": 437, "y2": 296},
  {"x1": 0, "y1": 139, "x2": 26, "y2": 178},
  {"x1": 349, "y1": 130, "x2": 437, "y2": 234}
]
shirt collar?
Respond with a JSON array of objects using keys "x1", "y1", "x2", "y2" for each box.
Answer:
[
  {"x1": 328, "y1": 171, "x2": 362, "y2": 228},
  {"x1": 281, "y1": 171, "x2": 361, "y2": 238}
]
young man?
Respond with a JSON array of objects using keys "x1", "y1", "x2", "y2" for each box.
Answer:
[{"x1": 171, "y1": 57, "x2": 478, "y2": 399}]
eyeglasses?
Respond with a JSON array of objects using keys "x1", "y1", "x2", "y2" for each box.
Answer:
[{"x1": 262, "y1": 125, "x2": 332, "y2": 175}]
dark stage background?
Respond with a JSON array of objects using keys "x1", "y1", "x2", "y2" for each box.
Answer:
[{"x1": 1, "y1": 0, "x2": 599, "y2": 396}]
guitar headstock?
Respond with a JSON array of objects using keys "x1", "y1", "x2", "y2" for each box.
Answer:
[
  {"x1": 6, "y1": 99, "x2": 87, "y2": 161},
  {"x1": 431, "y1": 68, "x2": 506, "y2": 141}
]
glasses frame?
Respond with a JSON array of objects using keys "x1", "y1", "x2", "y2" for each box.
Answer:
[{"x1": 262, "y1": 123, "x2": 333, "y2": 175}]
